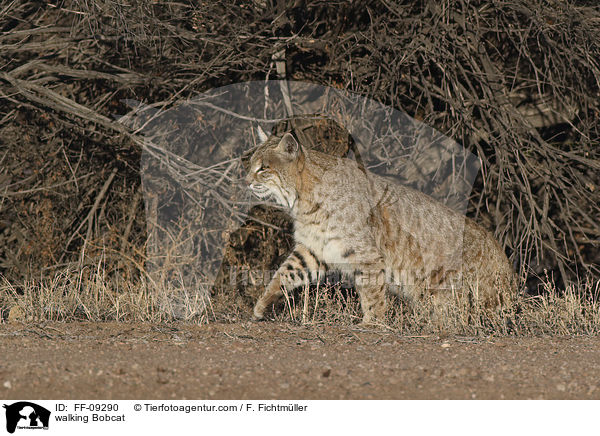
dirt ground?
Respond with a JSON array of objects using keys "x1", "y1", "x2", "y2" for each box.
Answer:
[{"x1": 1, "y1": 322, "x2": 600, "y2": 400}]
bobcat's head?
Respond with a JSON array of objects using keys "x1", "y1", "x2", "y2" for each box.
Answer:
[{"x1": 244, "y1": 133, "x2": 303, "y2": 209}]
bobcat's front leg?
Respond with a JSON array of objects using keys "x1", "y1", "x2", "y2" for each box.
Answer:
[
  {"x1": 355, "y1": 268, "x2": 387, "y2": 325},
  {"x1": 253, "y1": 244, "x2": 324, "y2": 320}
]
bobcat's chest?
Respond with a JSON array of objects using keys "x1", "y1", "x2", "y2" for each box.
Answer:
[
  {"x1": 294, "y1": 224, "x2": 327, "y2": 255},
  {"x1": 294, "y1": 221, "x2": 349, "y2": 267}
]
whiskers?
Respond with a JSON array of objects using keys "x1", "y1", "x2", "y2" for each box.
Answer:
[{"x1": 248, "y1": 181, "x2": 296, "y2": 210}]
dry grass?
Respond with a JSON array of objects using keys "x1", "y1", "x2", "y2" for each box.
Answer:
[
  {"x1": 3, "y1": 268, "x2": 599, "y2": 337},
  {"x1": 274, "y1": 279, "x2": 600, "y2": 336},
  {"x1": 0, "y1": 266, "x2": 208, "y2": 324}
]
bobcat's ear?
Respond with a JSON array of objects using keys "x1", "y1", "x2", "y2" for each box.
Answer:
[
  {"x1": 278, "y1": 133, "x2": 299, "y2": 156},
  {"x1": 256, "y1": 125, "x2": 268, "y2": 143}
]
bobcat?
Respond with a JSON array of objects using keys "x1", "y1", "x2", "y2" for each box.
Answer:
[{"x1": 245, "y1": 132, "x2": 515, "y2": 324}]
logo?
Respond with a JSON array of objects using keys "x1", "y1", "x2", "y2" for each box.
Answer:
[{"x1": 3, "y1": 402, "x2": 50, "y2": 434}]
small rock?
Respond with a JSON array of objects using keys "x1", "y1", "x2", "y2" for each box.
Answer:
[
  {"x1": 3, "y1": 381, "x2": 12, "y2": 389},
  {"x1": 322, "y1": 368, "x2": 331, "y2": 378},
  {"x1": 587, "y1": 385, "x2": 597, "y2": 395},
  {"x1": 556, "y1": 383, "x2": 566, "y2": 392},
  {"x1": 456, "y1": 368, "x2": 468, "y2": 377},
  {"x1": 441, "y1": 343, "x2": 451, "y2": 349}
]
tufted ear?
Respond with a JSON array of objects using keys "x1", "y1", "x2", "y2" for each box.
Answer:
[
  {"x1": 256, "y1": 125, "x2": 268, "y2": 143},
  {"x1": 277, "y1": 133, "x2": 299, "y2": 156}
]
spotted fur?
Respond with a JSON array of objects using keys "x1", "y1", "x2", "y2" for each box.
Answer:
[{"x1": 246, "y1": 133, "x2": 515, "y2": 324}]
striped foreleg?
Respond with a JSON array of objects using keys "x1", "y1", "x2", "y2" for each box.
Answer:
[{"x1": 253, "y1": 244, "x2": 325, "y2": 320}]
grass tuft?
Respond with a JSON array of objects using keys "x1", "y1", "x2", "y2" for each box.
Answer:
[{"x1": 3, "y1": 269, "x2": 600, "y2": 337}]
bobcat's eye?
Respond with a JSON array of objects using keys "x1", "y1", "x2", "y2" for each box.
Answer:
[{"x1": 257, "y1": 164, "x2": 268, "y2": 174}]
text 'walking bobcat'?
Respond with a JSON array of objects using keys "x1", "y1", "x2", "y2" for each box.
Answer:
[{"x1": 245, "y1": 132, "x2": 515, "y2": 324}]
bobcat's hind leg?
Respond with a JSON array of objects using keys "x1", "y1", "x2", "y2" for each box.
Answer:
[{"x1": 253, "y1": 244, "x2": 324, "y2": 320}]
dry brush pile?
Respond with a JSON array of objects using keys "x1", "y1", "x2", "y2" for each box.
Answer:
[{"x1": 0, "y1": 0, "x2": 599, "y2": 328}]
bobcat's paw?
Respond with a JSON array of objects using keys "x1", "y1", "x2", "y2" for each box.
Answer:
[
  {"x1": 252, "y1": 304, "x2": 265, "y2": 321},
  {"x1": 357, "y1": 313, "x2": 388, "y2": 330}
]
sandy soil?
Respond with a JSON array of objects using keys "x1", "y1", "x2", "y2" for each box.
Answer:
[{"x1": 1, "y1": 322, "x2": 600, "y2": 400}]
